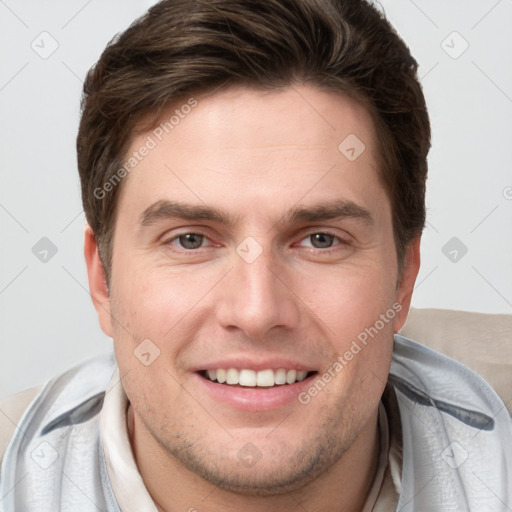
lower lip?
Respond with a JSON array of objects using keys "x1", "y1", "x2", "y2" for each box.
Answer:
[{"x1": 193, "y1": 372, "x2": 317, "y2": 412}]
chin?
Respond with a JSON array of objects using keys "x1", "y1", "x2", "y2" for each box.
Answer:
[{"x1": 164, "y1": 433, "x2": 349, "y2": 497}]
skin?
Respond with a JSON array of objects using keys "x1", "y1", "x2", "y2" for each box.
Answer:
[{"x1": 85, "y1": 84, "x2": 420, "y2": 512}]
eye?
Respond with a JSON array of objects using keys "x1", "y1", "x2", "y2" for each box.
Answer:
[
  {"x1": 168, "y1": 233, "x2": 208, "y2": 250},
  {"x1": 297, "y1": 232, "x2": 348, "y2": 250},
  {"x1": 307, "y1": 233, "x2": 336, "y2": 249}
]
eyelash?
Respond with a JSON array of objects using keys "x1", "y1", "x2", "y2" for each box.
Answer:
[{"x1": 164, "y1": 231, "x2": 351, "y2": 254}]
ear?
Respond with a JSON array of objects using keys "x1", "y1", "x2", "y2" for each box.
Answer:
[
  {"x1": 84, "y1": 224, "x2": 114, "y2": 338},
  {"x1": 393, "y1": 236, "x2": 421, "y2": 333}
]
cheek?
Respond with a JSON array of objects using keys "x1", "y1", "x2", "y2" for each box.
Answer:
[
  {"x1": 109, "y1": 263, "x2": 217, "y2": 375},
  {"x1": 302, "y1": 264, "x2": 396, "y2": 386},
  {"x1": 303, "y1": 264, "x2": 396, "y2": 332},
  {"x1": 112, "y1": 264, "x2": 193, "y2": 329}
]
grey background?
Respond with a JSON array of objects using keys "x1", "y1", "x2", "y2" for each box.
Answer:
[{"x1": 1, "y1": 0, "x2": 511, "y2": 399}]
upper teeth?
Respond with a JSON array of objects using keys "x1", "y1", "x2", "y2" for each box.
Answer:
[{"x1": 206, "y1": 368, "x2": 309, "y2": 387}]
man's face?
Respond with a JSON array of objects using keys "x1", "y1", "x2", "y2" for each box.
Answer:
[{"x1": 94, "y1": 85, "x2": 415, "y2": 494}]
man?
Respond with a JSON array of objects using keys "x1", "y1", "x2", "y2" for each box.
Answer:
[{"x1": 1, "y1": 0, "x2": 511, "y2": 510}]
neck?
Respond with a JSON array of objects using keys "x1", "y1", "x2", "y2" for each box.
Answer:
[{"x1": 127, "y1": 404, "x2": 381, "y2": 512}]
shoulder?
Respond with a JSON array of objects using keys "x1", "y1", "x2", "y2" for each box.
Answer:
[
  {"x1": 391, "y1": 333, "x2": 509, "y2": 426},
  {"x1": 399, "y1": 307, "x2": 512, "y2": 412},
  {"x1": 0, "y1": 351, "x2": 119, "y2": 510},
  {"x1": 390, "y1": 334, "x2": 512, "y2": 510},
  {"x1": 0, "y1": 386, "x2": 42, "y2": 466},
  {"x1": 0, "y1": 350, "x2": 117, "y2": 471}
]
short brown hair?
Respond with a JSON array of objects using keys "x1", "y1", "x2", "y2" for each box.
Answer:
[{"x1": 77, "y1": 0, "x2": 430, "y2": 286}]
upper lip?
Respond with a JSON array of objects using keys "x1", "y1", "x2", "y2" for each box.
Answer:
[{"x1": 192, "y1": 356, "x2": 317, "y2": 373}]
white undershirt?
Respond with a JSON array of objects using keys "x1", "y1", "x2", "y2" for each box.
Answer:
[{"x1": 100, "y1": 369, "x2": 401, "y2": 512}]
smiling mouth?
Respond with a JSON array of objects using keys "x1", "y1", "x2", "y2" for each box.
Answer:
[{"x1": 198, "y1": 369, "x2": 318, "y2": 388}]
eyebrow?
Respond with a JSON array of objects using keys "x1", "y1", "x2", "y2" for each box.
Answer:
[
  {"x1": 138, "y1": 199, "x2": 374, "y2": 229},
  {"x1": 287, "y1": 201, "x2": 373, "y2": 226},
  {"x1": 139, "y1": 200, "x2": 236, "y2": 227}
]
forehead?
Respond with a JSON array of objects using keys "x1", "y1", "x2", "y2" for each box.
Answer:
[
  {"x1": 116, "y1": 84, "x2": 387, "y2": 224},
  {"x1": 144, "y1": 85, "x2": 376, "y2": 153}
]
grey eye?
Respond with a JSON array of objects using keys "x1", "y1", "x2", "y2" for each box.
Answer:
[
  {"x1": 309, "y1": 233, "x2": 335, "y2": 248},
  {"x1": 178, "y1": 233, "x2": 204, "y2": 249}
]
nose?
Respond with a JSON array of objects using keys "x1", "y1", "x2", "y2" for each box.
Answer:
[{"x1": 215, "y1": 243, "x2": 300, "y2": 340}]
